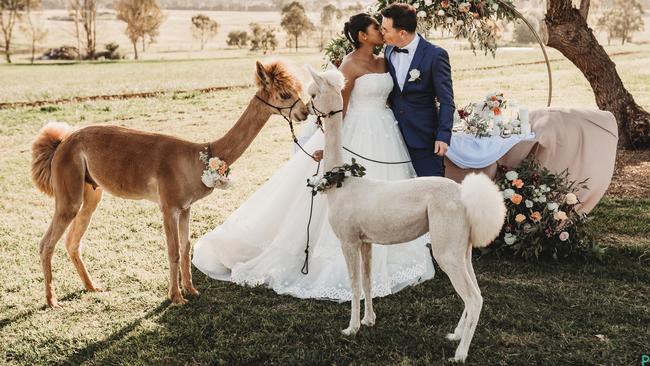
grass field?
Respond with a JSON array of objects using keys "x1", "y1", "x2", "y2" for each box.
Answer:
[{"x1": 1, "y1": 47, "x2": 649, "y2": 364}]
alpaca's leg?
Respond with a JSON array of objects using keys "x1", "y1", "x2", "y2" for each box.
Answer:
[
  {"x1": 162, "y1": 207, "x2": 186, "y2": 305},
  {"x1": 433, "y1": 247, "x2": 482, "y2": 363},
  {"x1": 360, "y1": 242, "x2": 375, "y2": 327},
  {"x1": 41, "y1": 157, "x2": 88, "y2": 308},
  {"x1": 341, "y1": 242, "x2": 362, "y2": 336},
  {"x1": 178, "y1": 207, "x2": 199, "y2": 296},
  {"x1": 65, "y1": 184, "x2": 103, "y2": 292},
  {"x1": 447, "y1": 244, "x2": 479, "y2": 342}
]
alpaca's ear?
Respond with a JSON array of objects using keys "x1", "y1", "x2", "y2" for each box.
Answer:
[
  {"x1": 256, "y1": 61, "x2": 270, "y2": 85},
  {"x1": 306, "y1": 64, "x2": 324, "y2": 89}
]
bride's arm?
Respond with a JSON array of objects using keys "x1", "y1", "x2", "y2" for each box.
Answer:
[{"x1": 338, "y1": 62, "x2": 357, "y2": 119}]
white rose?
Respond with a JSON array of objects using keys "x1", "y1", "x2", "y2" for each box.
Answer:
[
  {"x1": 538, "y1": 195, "x2": 547, "y2": 203},
  {"x1": 425, "y1": 0, "x2": 433, "y2": 6},
  {"x1": 565, "y1": 193, "x2": 578, "y2": 205},
  {"x1": 502, "y1": 188, "x2": 515, "y2": 199},
  {"x1": 437, "y1": 9, "x2": 445, "y2": 16},
  {"x1": 525, "y1": 200, "x2": 534, "y2": 208},
  {"x1": 446, "y1": 17, "x2": 454, "y2": 24},
  {"x1": 408, "y1": 69, "x2": 421, "y2": 82},
  {"x1": 547, "y1": 202, "x2": 559, "y2": 211},
  {"x1": 201, "y1": 171, "x2": 216, "y2": 188},
  {"x1": 504, "y1": 233, "x2": 517, "y2": 245},
  {"x1": 417, "y1": 10, "x2": 427, "y2": 18},
  {"x1": 456, "y1": 20, "x2": 464, "y2": 26},
  {"x1": 505, "y1": 170, "x2": 518, "y2": 181},
  {"x1": 492, "y1": 3, "x2": 499, "y2": 11},
  {"x1": 473, "y1": 19, "x2": 481, "y2": 27}
]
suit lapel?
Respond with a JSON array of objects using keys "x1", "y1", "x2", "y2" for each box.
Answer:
[{"x1": 402, "y1": 36, "x2": 427, "y2": 92}]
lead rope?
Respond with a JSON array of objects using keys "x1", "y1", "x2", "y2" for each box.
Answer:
[{"x1": 300, "y1": 160, "x2": 321, "y2": 275}]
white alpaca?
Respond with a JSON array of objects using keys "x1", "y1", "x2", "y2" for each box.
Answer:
[{"x1": 306, "y1": 66, "x2": 506, "y2": 363}]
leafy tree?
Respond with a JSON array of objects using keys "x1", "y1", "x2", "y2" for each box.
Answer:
[
  {"x1": 226, "y1": 30, "x2": 248, "y2": 48},
  {"x1": 249, "y1": 22, "x2": 277, "y2": 54},
  {"x1": 280, "y1": 1, "x2": 314, "y2": 52},
  {"x1": 191, "y1": 14, "x2": 219, "y2": 50},
  {"x1": 116, "y1": 0, "x2": 165, "y2": 60},
  {"x1": 596, "y1": 0, "x2": 645, "y2": 45}
]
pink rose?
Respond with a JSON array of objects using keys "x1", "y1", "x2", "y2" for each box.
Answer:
[{"x1": 559, "y1": 231, "x2": 569, "y2": 241}]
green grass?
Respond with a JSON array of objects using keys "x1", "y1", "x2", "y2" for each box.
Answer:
[{"x1": 1, "y1": 55, "x2": 649, "y2": 365}]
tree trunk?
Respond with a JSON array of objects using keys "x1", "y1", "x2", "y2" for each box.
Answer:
[
  {"x1": 142, "y1": 36, "x2": 146, "y2": 52},
  {"x1": 31, "y1": 38, "x2": 35, "y2": 64},
  {"x1": 294, "y1": 34, "x2": 298, "y2": 52},
  {"x1": 4, "y1": 39, "x2": 10, "y2": 63},
  {"x1": 132, "y1": 40, "x2": 138, "y2": 60},
  {"x1": 545, "y1": 0, "x2": 650, "y2": 149}
]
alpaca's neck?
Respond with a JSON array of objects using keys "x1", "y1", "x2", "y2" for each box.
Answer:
[
  {"x1": 323, "y1": 113, "x2": 344, "y2": 172},
  {"x1": 210, "y1": 95, "x2": 272, "y2": 165}
]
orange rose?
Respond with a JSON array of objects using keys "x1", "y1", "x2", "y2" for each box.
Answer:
[
  {"x1": 530, "y1": 211, "x2": 541, "y2": 222},
  {"x1": 515, "y1": 214, "x2": 526, "y2": 223},
  {"x1": 510, "y1": 194, "x2": 522, "y2": 205},
  {"x1": 491, "y1": 96, "x2": 497, "y2": 101},
  {"x1": 512, "y1": 179, "x2": 524, "y2": 189},
  {"x1": 493, "y1": 107, "x2": 501, "y2": 116}
]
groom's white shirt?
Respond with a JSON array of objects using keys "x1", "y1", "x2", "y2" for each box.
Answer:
[{"x1": 390, "y1": 34, "x2": 420, "y2": 91}]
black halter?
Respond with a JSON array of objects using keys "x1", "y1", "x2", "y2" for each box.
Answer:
[
  {"x1": 309, "y1": 99, "x2": 343, "y2": 130},
  {"x1": 254, "y1": 94, "x2": 302, "y2": 123}
]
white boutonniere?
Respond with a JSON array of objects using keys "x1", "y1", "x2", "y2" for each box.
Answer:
[{"x1": 408, "y1": 69, "x2": 421, "y2": 82}]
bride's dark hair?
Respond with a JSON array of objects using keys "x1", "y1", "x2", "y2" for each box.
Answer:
[{"x1": 343, "y1": 13, "x2": 380, "y2": 49}]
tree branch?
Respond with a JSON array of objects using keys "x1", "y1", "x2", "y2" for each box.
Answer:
[{"x1": 579, "y1": 0, "x2": 590, "y2": 21}]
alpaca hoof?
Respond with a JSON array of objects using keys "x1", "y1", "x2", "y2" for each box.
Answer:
[
  {"x1": 170, "y1": 294, "x2": 188, "y2": 306},
  {"x1": 446, "y1": 332, "x2": 462, "y2": 341},
  {"x1": 341, "y1": 326, "x2": 359, "y2": 336},
  {"x1": 448, "y1": 352, "x2": 468, "y2": 363},
  {"x1": 361, "y1": 316, "x2": 375, "y2": 327},
  {"x1": 185, "y1": 287, "x2": 200, "y2": 297},
  {"x1": 47, "y1": 299, "x2": 62, "y2": 309},
  {"x1": 87, "y1": 285, "x2": 104, "y2": 292}
]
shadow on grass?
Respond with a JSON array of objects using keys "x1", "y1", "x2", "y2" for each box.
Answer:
[
  {"x1": 56, "y1": 252, "x2": 649, "y2": 365},
  {"x1": 0, "y1": 290, "x2": 86, "y2": 332}
]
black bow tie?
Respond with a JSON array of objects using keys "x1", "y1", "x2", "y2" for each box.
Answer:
[{"x1": 393, "y1": 47, "x2": 409, "y2": 54}]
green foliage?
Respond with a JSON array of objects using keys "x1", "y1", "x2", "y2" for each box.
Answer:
[
  {"x1": 597, "y1": 0, "x2": 645, "y2": 45},
  {"x1": 512, "y1": 9, "x2": 544, "y2": 44},
  {"x1": 191, "y1": 13, "x2": 219, "y2": 50},
  {"x1": 226, "y1": 30, "x2": 248, "y2": 48},
  {"x1": 280, "y1": 1, "x2": 315, "y2": 51},
  {"x1": 249, "y1": 22, "x2": 277, "y2": 54}
]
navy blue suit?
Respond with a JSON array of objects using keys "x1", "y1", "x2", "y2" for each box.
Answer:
[{"x1": 386, "y1": 37, "x2": 455, "y2": 177}]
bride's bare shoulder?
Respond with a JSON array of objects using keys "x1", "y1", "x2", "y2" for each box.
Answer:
[{"x1": 339, "y1": 56, "x2": 364, "y2": 81}]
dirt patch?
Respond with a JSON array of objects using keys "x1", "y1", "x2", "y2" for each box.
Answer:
[{"x1": 606, "y1": 149, "x2": 650, "y2": 198}]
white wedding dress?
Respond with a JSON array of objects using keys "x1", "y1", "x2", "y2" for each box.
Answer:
[{"x1": 192, "y1": 72, "x2": 435, "y2": 301}]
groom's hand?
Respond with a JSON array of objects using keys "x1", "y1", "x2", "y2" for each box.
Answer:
[{"x1": 434, "y1": 141, "x2": 448, "y2": 157}]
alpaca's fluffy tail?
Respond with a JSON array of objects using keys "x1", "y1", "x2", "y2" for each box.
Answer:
[
  {"x1": 459, "y1": 173, "x2": 506, "y2": 248},
  {"x1": 31, "y1": 122, "x2": 73, "y2": 196}
]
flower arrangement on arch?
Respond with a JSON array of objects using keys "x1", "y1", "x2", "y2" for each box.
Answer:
[
  {"x1": 485, "y1": 157, "x2": 603, "y2": 260},
  {"x1": 325, "y1": 0, "x2": 519, "y2": 65}
]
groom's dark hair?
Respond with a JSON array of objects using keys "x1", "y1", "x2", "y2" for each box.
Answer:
[{"x1": 380, "y1": 3, "x2": 417, "y2": 33}]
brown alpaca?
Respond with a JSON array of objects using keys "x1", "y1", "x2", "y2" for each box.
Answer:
[{"x1": 31, "y1": 61, "x2": 309, "y2": 308}]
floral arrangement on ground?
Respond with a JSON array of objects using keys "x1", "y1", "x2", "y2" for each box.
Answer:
[{"x1": 484, "y1": 157, "x2": 604, "y2": 260}]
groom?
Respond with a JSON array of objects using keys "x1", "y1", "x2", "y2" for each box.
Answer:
[{"x1": 381, "y1": 3, "x2": 455, "y2": 177}]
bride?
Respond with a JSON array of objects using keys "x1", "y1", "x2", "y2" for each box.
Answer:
[{"x1": 192, "y1": 13, "x2": 434, "y2": 301}]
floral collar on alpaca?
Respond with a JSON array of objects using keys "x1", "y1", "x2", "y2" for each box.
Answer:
[
  {"x1": 199, "y1": 146, "x2": 230, "y2": 189},
  {"x1": 307, "y1": 158, "x2": 366, "y2": 194}
]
